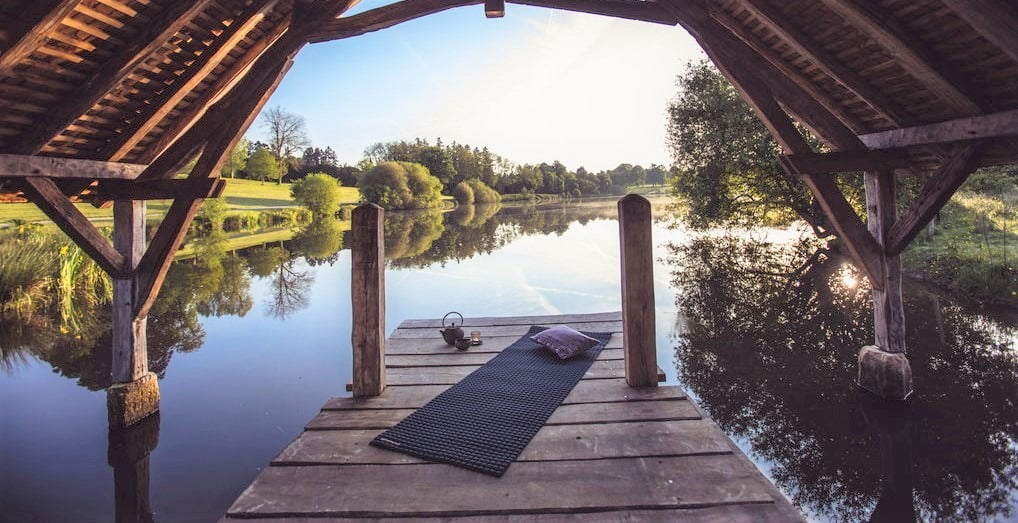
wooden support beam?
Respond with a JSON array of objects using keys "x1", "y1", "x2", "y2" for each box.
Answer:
[
  {"x1": 0, "y1": 0, "x2": 81, "y2": 75},
  {"x1": 941, "y1": 0, "x2": 1018, "y2": 66},
  {"x1": 20, "y1": 177, "x2": 126, "y2": 276},
  {"x1": 858, "y1": 108, "x2": 1018, "y2": 150},
  {"x1": 98, "y1": 178, "x2": 226, "y2": 201},
  {"x1": 779, "y1": 150, "x2": 913, "y2": 175},
  {"x1": 351, "y1": 203, "x2": 386, "y2": 397},
  {"x1": 818, "y1": 0, "x2": 989, "y2": 115},
  {"x1": 0, "y1": 154, "x2": 145, "y2": 179},
  {"x1": 509, "y1": 0, "x2": 675, "y2": 24},
  {"x1": 618, "y1": 194, "x2": 658, "y2": 388},
  {"x1": 307, "y1": 0, "x2": 675, "y2": 41},
  {"x1": 103, "y1": 0, "x2": 280, "y2": 162},
  {"x1": 886, "y1": 145, "x2": 982, "y2": 256},
  {"x1": 309, "y1": 0, "x2": 479, "y2": 42},
  {"x1": 10, "y1": 0, "x2": 216, "y2": 155},
  {"x1": 864, "y1": 170, "x2": 904, "y2": 353},
  {"x1": 112, "y1": 199, "x2": 147, "y2": 383},
  {"x1": 733, "y1": 0, "x2": 913, "y2": 126}
]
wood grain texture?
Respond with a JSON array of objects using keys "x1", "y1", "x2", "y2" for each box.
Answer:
[
  {"x1": 281, "y1": 420, "x2": 725, "y2": 465},
  {"x1": 308, "y1": 399, "x2": 699, "y2": 430},
  {"x1": 111, "y1": 200, "x2": 147, "y2": 382},
  {"x1": 940, "y1": 0, "x2": 1018, "y2": 65},
  {"x1": 323, "y1": 379, "x2": 685, "y2": 410},
  {"x1": 377, "y1": 358, "x2": 663, "y2": 386},
  {"x1": 20, "y1": 177, "x2": 125, "y2": 276},
  {"x1": 389, "y1": 321, "x2": 622, "y2": 339},
  {"x1": 221, "y1": 503, "x2": 803, "y2": 522},
  {"x1": 351, "y1": 204, "x2": 386, "y2": 397},
  {"x1": 618, "y1": 194, "x2": 658, "y2": 387},
  {"x1": 398, "y1": 311, "x2": 621, "y2": 328},
  {"x1": 386, "y1": 348, "x2": 625, "y2": 367},
  {"x1": 0, "y1": 154, "x2": 145, "y2": 179},
  {"x1": 384, "y1": 333, "x2": 623, "y2": 354},
  {"x1": 857, "y1": 109, "x2": 1018, "y2": 150},
  {"x1": 864, "y1": 171, "x2": 905, "y2": 354},
  {"x1": 227, "y1": 455, "x2": 776, "y2": 517}
]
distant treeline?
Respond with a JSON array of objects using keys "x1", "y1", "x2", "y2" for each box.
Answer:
[{"x1": 362, "y1": 138, "x2": 671, "y2": 197}]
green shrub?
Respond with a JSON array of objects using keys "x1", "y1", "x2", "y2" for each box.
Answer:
[
  {"x1": 452, "y1": 182, "x2": 474, "y2": 205},
  {"x1": 291, "y1": 172, "x2": 343, "y2": 216},
  {"x1": 466, "y1": 179, "x2": 500, "y2": 203},
  {"x1": 359, "y1": 161, "x2": 443, "y2": 209},
  {"x1": 257, "y1": 208, "x2": 311, "y2": 227}
]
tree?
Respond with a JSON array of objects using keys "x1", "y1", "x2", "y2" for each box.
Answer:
[
  {"x1": 222, "y1": 137, "x2": 249, "y2": 178},
  {"x1": 466, "y1": 178, "x2": 500, "y2": 203},
  {"x1": 359, "y1": 161, "x2": 443, "y2": 209},
  {"x1": 291, "y1": 172, "x2": 343, "y2": 216},
  {"x1": 666, "y1": 60, "x2": 854, "y2": 234},
  {"x1": 262, "y1": 106, "x2": 310, "y2": 183},
  {"x1": 452, "y1": 181, "x2": 474, "y2": 205},
  {"x1": 246, "y1": 146, "x2": 281, "y2": 183}
]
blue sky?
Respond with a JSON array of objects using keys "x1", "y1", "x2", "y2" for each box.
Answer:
[{"x1": 254, "y1": 2, "x2": 705, "y2": 172}]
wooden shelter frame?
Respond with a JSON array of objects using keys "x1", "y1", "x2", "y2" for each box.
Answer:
[{"x1": 1, "y1": 0, "x2": 1016, "y2": 425}]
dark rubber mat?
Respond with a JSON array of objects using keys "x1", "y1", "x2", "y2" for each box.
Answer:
[{"x1": 370, "y1": 325, "x2": 612, "y2": 476}]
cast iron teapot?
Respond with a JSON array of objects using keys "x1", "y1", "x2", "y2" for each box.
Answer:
[{"x1": 440, "y1": 311, "x2": 465, "y2": 346}]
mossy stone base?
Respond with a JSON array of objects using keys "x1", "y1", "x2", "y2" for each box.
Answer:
[
  {"x1": 107, "y1": 372, "x2": 160, "y2": 428},
  {"x1": 857, "y1": 346, "x2": 913, "y2": 400}
]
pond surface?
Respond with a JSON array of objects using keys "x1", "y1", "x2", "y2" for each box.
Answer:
[{"x1": 1, "y1": 198, "x2": 1016, "y2": 522}]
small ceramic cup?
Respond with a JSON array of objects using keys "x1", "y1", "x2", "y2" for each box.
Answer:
[{"x1": 454, "y1": 338, "x2": 472, "y2": 351}]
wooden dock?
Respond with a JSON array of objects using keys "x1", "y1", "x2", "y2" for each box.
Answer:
[{"x1": 224, "y1": 312, "x2": 803, "y2": 521}]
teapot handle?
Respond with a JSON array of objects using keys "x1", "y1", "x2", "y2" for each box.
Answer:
[{"x1": 442, "y1": 311, "x2": 464, "y2": 328}]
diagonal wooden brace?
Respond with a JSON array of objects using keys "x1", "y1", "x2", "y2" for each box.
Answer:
[{"x1": 21, "y1": 177, "x2": 126, "y2": 277}]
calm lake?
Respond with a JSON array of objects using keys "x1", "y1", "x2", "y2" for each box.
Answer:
[{"x1": 2, "y1": 198, "x2": 1016, "y2": 522}]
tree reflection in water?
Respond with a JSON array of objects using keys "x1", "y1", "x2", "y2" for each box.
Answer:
[{"x1": 668, "y1": 234, "x2": 1018, "y2": 522}]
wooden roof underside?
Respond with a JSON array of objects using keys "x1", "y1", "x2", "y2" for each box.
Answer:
[{"x1": 0, "y1": 0, "x2": 1016, "y2": 203}]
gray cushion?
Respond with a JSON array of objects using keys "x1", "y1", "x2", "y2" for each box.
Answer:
[{"x1": 530, "y1": 325, "x2": 600, "y2": 360}]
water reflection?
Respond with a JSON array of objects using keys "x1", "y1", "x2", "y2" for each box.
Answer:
[
  {"x1": 108, "y1": 412, "x2": 160, "y2": 523},
  {"x1": 669, "y1": 234, "x2": 1018, "y2": 521}
]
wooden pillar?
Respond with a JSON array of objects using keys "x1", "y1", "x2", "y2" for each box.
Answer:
[
  {"x1": 107, "y1": 200, "x2": 160, "y2": 428},
  {"x1": 351, "y1": 203, "x2": 386, "y2": 397},
  {"x1": 858, "y1": 171, "x2": 913, "y2": 399},
  {"x1": 618, "y1": 194, "x2": 658, "y2": 388}
]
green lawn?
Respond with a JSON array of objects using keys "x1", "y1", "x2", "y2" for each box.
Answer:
[{"x1": 0, "y1": 178, "x2": 361, "y2": 226}]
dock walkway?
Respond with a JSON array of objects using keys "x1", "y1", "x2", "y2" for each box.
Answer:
[{"x1": 224, "y1": 312, "x2": 803, "y2": 521}]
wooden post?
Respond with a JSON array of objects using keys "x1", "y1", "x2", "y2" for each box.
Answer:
[
  {"x1": 858, "y1": 171, "x2": 912, "y2": 399},
  {"x1": 618, "y1": 194, "x2": 658, "y2": 388},
  {"x1": 351, "y1": 203, "x2": 386, "y2": 397},
  {"x1": 108, "y1": 199, "x2": 160, "y2": 427}
]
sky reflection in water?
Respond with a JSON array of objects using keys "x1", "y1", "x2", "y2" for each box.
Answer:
[{"x1": 1, "y1": 198, "x2": 1015, "y2": 522}]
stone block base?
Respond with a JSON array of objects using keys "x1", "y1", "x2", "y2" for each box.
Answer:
[
  {"x1": 107, "y1": 372, "x2": 160, "y2": 428},
  {"x1": 857, "y1": 346, "x2": 913, "y2": 400}
]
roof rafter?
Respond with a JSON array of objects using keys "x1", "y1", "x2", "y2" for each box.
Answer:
[
  {"x1": 9, "y1": 0, "x2": 217, "y2": 155},
  {"x1": 732, "y1": 0, "x2": 913, "y2": 127},
  {"x1": 101, "y1": 0, "x2": 281, "y2": 162},
  {"x1": 858, "y1": 108, "x2": 1018, "y2": 150},
  {"x1": 818, "y1": 0, "x2": 991, "y2": 116},
  {"x1": 708, "y1": 6, "x2": 867, "y2": 133},
  {"x1": 0, "y1": 0, "x2": 82, "y2": 75},
  {"x1": 135, "y1": 13, "x2": 291, "y2": 164},
  {"x1": 939, "y1": 0, "x2": 1018, "y2": 66}
]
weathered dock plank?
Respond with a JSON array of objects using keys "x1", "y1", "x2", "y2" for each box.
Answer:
[
  {"x1": 227, "y1": 455, "x2": 776, "y2": 518},
  {"x1": 323, "y1": 378, "x2": 686, "y2": 410},
  {"x1": 278, "y1": 420, "x2": 730, "y2": 465},
  {"x1": 224, "y1": 312, "x2": 802, "y2": 521},
  {"x1": 307, "y1": 399, "x2": 700, "y2": 430}
]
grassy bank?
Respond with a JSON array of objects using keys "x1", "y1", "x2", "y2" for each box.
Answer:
[
  {"x1": 0, "y1": 179, "x2": 361, "y2": 226},
  {"x1": 903, "y1": 190, "x2": 1016, "y2": 306}
]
